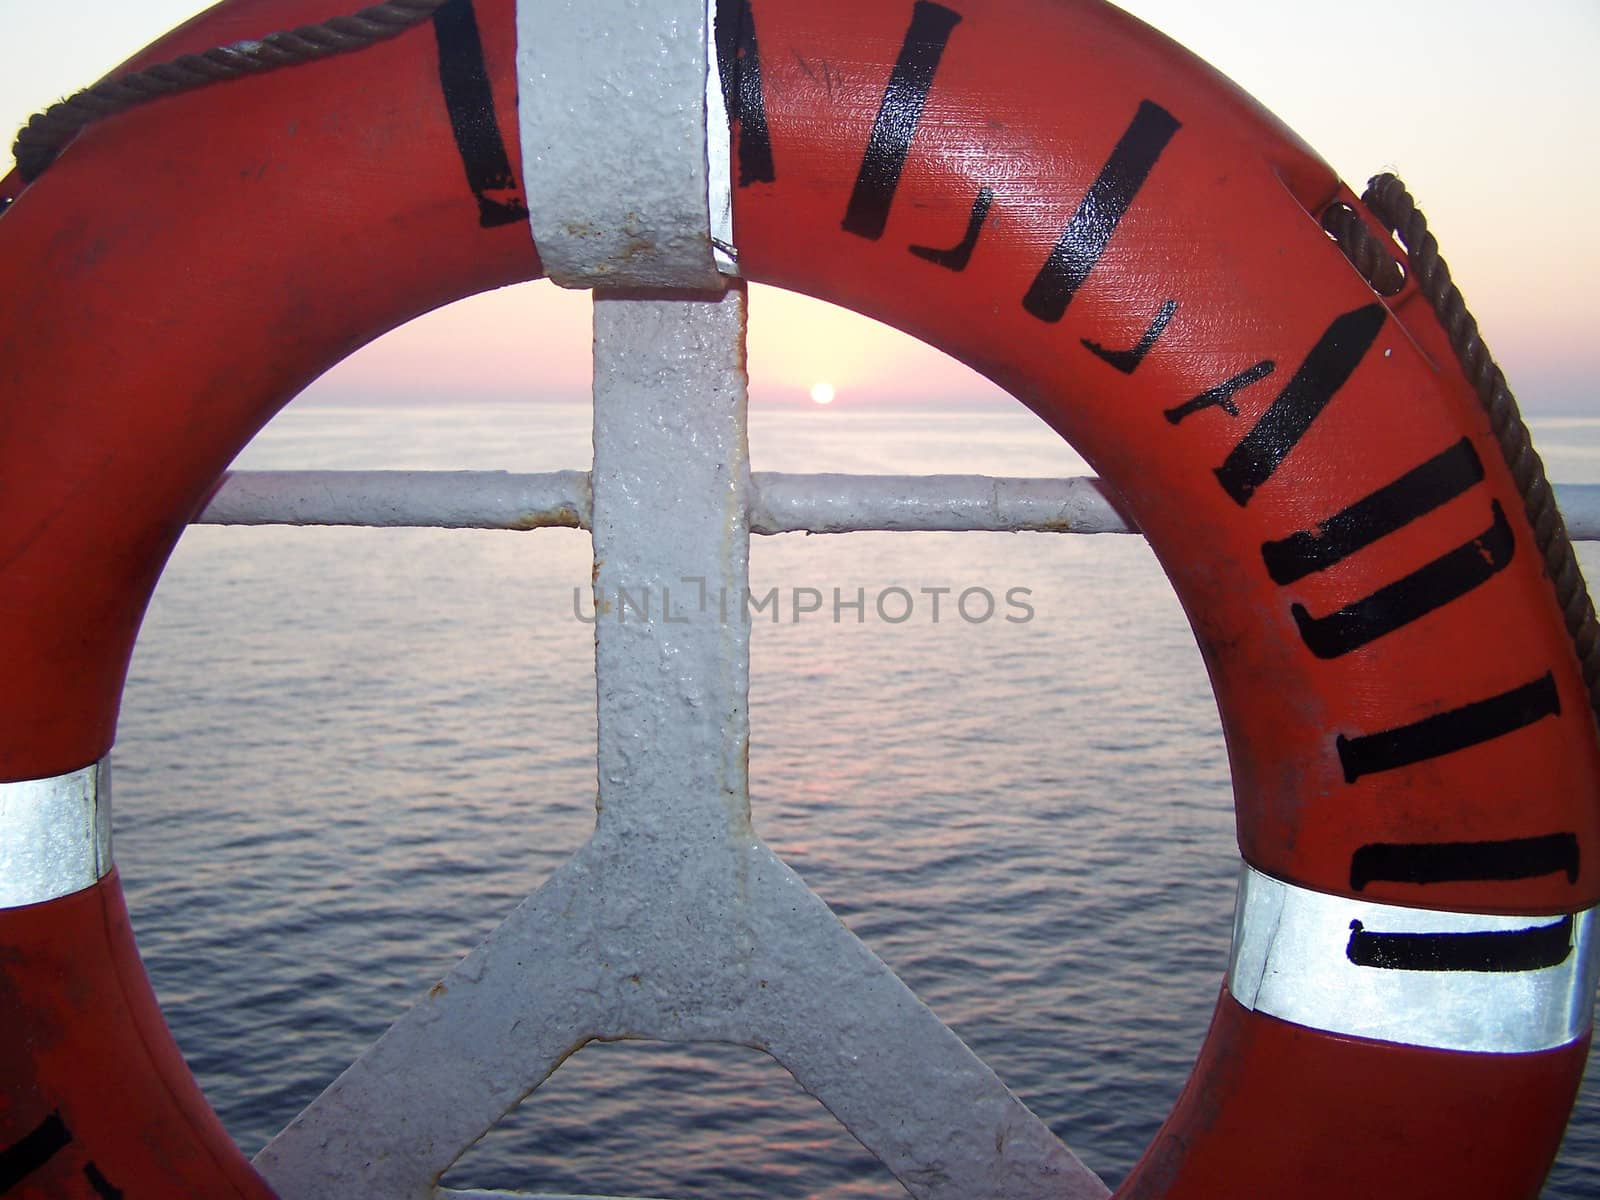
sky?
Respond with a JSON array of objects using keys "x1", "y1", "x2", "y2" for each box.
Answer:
[{"x1": 2, "y1": 0, "x2": 1597, "y2": 411}]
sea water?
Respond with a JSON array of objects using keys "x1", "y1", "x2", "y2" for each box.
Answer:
[{"x1": 112, "y1": 401, "x2": 1600, "y2": 1197}]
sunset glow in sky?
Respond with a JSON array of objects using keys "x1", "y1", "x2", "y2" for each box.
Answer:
[{"x1": 3, "y1": 1, "x2": 1596, "y2": 411}]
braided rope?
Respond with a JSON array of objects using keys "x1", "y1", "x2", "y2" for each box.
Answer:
[
  {"x1": 11, "y1": 0, "x2": 450, "y2": 182},
  {"x1": 1327, "y1": 175, "x2": 1600, "y2": 722},
  {"x1": 1321, "y1": 201, "x2": 1407, "y2": 297}
]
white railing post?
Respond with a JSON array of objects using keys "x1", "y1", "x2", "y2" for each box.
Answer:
[
  {"x1": 252, "y1": 286, "x2": 1112, "y2": 1200},
  {"x1": 590, "y1": 287, "x2": 754, "y2": 849}
]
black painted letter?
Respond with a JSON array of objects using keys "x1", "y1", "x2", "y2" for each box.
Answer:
[
  {"x1": 910, "y1": 186, "x2": 993, "y2": 271},
  {"x1": 1084, "y1": 298, "x2": 1177, "y2": 374},
  {"x1": 1022, "y1": 100, "x2": 1181, "y2": 322},
  {"x1": 842, "y1": 2, "x2": 963, "y2": 241},
  {"x1": 1292, "y1": 500, "x2": 1515, "y2": 658},
  {"x1": 1347, "y1": 915, "x2": 1573, "y2": 973},
  {"x1": 1164, "y1": 360, "x2": 1275, "y2": 425},
  {"x1": 83, "y1": 1163, "x2": 123, "y2": 1200},
  {"x1": 715, "y1": 0, "x2": 776, "y2": 185},
  {"x1": 1214, "y1": 304, "x2": 1386, "y2": 506},
  {"x1": 433, "y1": 0, "x2": 530, "y2": 228},
  {"x1": 1262, "y1": 438, "x2": 1485, "y2": 585},
  {"x1": 1350, "y1": 833, "x2": 1580, "y2": 892},
  {"x1": 0, "y1": 1113, "x2": 71, "y2": 1192},
  {"x1": 1337, "y1": 672, "x2": 1561, "y2": 782}
]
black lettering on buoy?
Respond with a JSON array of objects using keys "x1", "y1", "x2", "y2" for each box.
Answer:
[
  {"x1": 1022, "y1": 100, "x2": 1181, "y2": 322},
  {"x1": 1164, "y1": 360, "x2": 1275, "y2": 425},
  {"x1": 842, "y1": 2, "x2": 963, "y2": 241},
  {"x1": 1083, "y1": 298, "x2": 1177, "y2": 374},
  {"x1": 431, "y1": 0, "x2": 530, "y2": 228},
  {"x1": 1350, "y1": 833, "x2": 1580, "y2": 892},
  {"x1": 83, "y1": 1162, "x2": 123, "y2": 1200},
  {"x1": 1337, "y1": 672, "x2": 1561, "y2": 782},
  {"x1": 1346, "y1": 915, "x2": 1573, "y2": 973},
  {"x1": 714, "y1": 0, "x2": 776, "y2": 186},
  {"x1": 1214, "y1": 304, "x2": 1386, "y2": 506},
  {"x1": 1291, "y1": 500, "x2": 1514, "y2": 658},
  {"x1": 910, "y1": 186, "x2": 993, "y2": 271},
  {"x1": 1262, "y1": 438, "x2": 1486, "y2": 585},
  {"x1": 0, "y1": 1113, "x2": 71, "y2": 1193}
]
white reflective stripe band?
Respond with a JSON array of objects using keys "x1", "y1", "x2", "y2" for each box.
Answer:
[
  {"x1": 1227, "y1": 865, "x2": 1600, "y2": 1054},
  {"x1": 515, "y1": 0, "x2": 726, "y2": 289},
  {"x1": 0, "y1": 760, "x2": 113, "y2": 909}
]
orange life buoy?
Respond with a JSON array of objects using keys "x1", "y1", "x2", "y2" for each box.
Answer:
[{"x1": 2, "y1": 0, "x2": 1597, "y2": 1197}]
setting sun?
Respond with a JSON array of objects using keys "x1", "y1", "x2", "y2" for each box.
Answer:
[{"x1": 810, "y1": 381, "x2": 836, "y2": 405}]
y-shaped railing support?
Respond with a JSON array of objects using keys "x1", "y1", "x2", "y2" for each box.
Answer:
[{"x1": 252, "y1": 290, "x2": 1109, "y2": 1200}]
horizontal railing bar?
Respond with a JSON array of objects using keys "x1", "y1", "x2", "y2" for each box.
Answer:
[
  {"x1": 197, "y1": 470, "x2": 591, "y2": 530},
  {"x1": 748, "y1": 472, "x2": 1132, "y2": 533},
  {"x1": 194, "y1": 470, "x2": 1600, "y2": 540}
]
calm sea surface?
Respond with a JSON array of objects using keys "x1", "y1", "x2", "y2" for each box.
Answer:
[{"x1": 113, "y1": 403, "x2": 1600, "y2": 1197}]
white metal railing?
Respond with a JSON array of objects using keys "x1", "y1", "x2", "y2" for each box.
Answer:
[
  {"x1": 198, "y1": 302, "x2": 1600, "y2": 1200},
  {"x1": 196, "y1": 469, "x2": 1600, "y2": 539},
  {"x1": 221, "y1": 288, "x2": 1600, "y2": 1200},
  {"x1": 246, "y1": 290, "x2": 1112, "y2": 1200},
  {"x1": 205, "y1": 373, "x2": 1600, "y2": 1200}
]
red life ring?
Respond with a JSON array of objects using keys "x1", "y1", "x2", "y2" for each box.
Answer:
[{"x1": 2, "y1": 0, "x2": 1596, "y2": 1197}]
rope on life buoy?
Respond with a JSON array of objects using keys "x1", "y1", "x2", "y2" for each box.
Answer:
[
  {"x1": 10, "y1": 0, "x2": 452, "y2": 182},
  {"x1": 1324, "y1": 179, "x2": 1600, "y2": 723}
]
